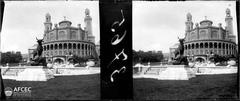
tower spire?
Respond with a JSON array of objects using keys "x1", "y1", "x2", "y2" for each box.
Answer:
[
  {"x1": 84, "y1": 8, "x2": 95, "y2": 43},
  {"x1": 185, "y1": 13, "x2": 193, "y2": 32},
  {"x1": 44, "y1": 13, "x2": 52, "y2": 33},
  {"x1": 225, "y1": 8, "x2": 233, "y2": 35}
]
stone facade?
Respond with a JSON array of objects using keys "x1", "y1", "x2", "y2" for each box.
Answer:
[
  {"x1": 41, "y1": 9, "x2": 97, "y2": 63},
  {"x1": 183, "y1": 8, "x2": 237, "y2": 61}
]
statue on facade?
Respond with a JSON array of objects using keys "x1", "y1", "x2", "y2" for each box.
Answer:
[
  {"x1": 30, "y1": 37, "x2": 46, "y2": 66},
  {"x1": 172, "y1": 37, "x2": 188, "y2": 65}
]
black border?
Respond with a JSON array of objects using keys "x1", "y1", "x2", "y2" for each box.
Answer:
[{"x1": 100, "y1": 0, "x2": 132, "y2": 99}]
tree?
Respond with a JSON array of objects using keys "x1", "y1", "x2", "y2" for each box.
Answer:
[
  {"x1": 1, "y1": 51, "x2": 23, "y2": 65},
  {"x1": 132, "y1": 50, "x2": 164, "y2": 63}
]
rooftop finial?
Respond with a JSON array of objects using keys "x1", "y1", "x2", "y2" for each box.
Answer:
[
  {"x1": 205, "y1": 16, "x2": 207, "y2": 20},
  {"x1": 64, "y1": 16, "x2": 66, "y2": 20}
]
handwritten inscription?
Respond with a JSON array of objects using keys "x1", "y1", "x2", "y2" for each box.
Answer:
[
  {"x1": 107, "y1": 49, "x2": 128, "y2": 68},
  {"x1": 110, "y1": 66, "x2": 126, "y2": 82},
  {"x1": 108, "y1": 9, "x2": 128, "y2": 82},
  {"x1": 111, "y1": 10, "x2": 126, "y2": 45}
]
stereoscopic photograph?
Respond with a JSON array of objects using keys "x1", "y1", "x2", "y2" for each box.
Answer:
[
  {"x1": 133, "y1": 1, "x2": 238, "y2": 100},
  {"x1": 1, "y1": 1, "x2": 100, "y2": 100},
  {"x1": 0, "y1": 0, "x2": 239, "y2": 100}
]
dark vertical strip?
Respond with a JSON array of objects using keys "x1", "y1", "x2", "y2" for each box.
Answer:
[
  {"x1": 100, "y1": 0, "x2": 132, "y2": 99},
  {"x1": 237, "y1": 0, "x2": 240, "y2": 99},
  {"x1": 0, "y1": 1, "x2": 5, "y2": 100}
]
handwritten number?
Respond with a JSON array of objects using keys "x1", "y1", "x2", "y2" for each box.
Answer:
[
  {"x1": 110, "y1": 66, "x2": 126, "y2": 82},
  {"x1": 107, "y1": 49, "x2": 128, "y2": 68},
  {"x1": 111, "y1": 10, "x2": 126, "y2": 45},
  {"x1": 119, "y1": 10, "x2": 125, "y2": 26},
  {"x1": 111, "y1": 30, "x2": 126, "y2": 45},
  {"x1": 108, "y1": 9, "x2": 128, "y2": 83},
  {"x1": 111, "y1": 10, "x2": 125, "y2": 32}
]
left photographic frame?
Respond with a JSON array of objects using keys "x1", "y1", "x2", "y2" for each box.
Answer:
[{"x1": 0, "y1": 1, "x2": 100, "y2": 100}]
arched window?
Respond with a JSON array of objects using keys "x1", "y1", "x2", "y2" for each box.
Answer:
[
  {"x1": 204, "y1": 43, "x2": 208, "y2": 48},
  {"x1": 54, "y1": 44, "x2": 58, "y2": 49},
  {"x1": 73, "y1": 43, "x2": 76, "y2": 49},
  {"x1": 218, "y1": 43, "x2": 221, "y2": 49},
  {"x1": 82, "y1": 44, "x2": 84, "y2": 49},
  {"x1": 85, "y1": 44, "x2": 87, "y2": 50},
  {"x1": 211, "y1": 31, "x2": 218, "y2": 39},
  {"x1": 200, "y1": 43, "x2": 203, "y2": 48},
  {"x1": 209, "y1": 43, "x2": 213, "y2": 48},
  {"x1": 191, "y1": 32, "x2": 197, "y2": 40},
  {"x1": 87, "y1": 45, "x2": 90, "y2": 51},
  {"x1": 59, "y1": 44, "x2": 62, "y2": 49},
  {"x1": 47, "y1": 45, "x2": 49, "y2": 50},
  {"x1": 70, "y1": 31, "x2": 77, "y2": 40},
  {"x1": 199, "y1": 30, "x2": 207, "y2": 39},
  {"x1": 58, "y1": 31, "x2": 65, "y2": 40},
  {"x1": 50, "y1": 33, "x2": 54, "y2": 41},
  {"x1": 196, "y1": 43, "x2": 199, "y2": 49},
  {"x1": 214, "y1": 43, "x2": 217, "y2": 48},
  {"x1": 68, "y1": 43, "x2": 72, "y2": 49},
  {"x1": 222, "y1": 32, "x2": 226, "y2": 40},
  {"x1": 50, "y1": 44, "x2": 53, "y2": 50},
  {"x1": 44, "y1": 46, "x2": 46, "y2": 51},
  {"x1": 64, "y1": 43, "x2": 67, "y2": 49},
  {"x1": 78, "y1": 44, "x2": 80, "y2": 49}
]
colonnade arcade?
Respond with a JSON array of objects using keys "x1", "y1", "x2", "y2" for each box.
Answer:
[
  {"x1": 184, "y1": 41, "x2": 236, "y2": 56},
  {"x1": 43, "y1": 42, "x2": 95, "y2": 57}
]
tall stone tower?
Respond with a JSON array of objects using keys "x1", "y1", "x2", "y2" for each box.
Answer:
[
  {"x1": 225, "y1": 8, "x2": 233, "y2": 35},
  {"x1": 44, "y1": 13, "x2": 52, "y2": 33},
  {"x1": 225, "y1": 8, "x2": 236, "y2": 43},
  {"x1": 185, "y1": 13, "x2": 193, "y2": 32},
  {"x1": 84, "y1": 8, "x2": 95, "y2": 43},
  {"x1": 185, "y1": 13, "x2": 193, "y2": 41}
]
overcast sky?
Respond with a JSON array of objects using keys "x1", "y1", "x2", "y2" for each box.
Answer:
[
  {"x1": 1, "y1": 1, "x2": 99, "y2": 54},
  {"x1": 133, "y1": 1, "x2": 237, "y2": 53},
  {"x1": 1, "y1": 1, "x2": 238, "y2": 54}
]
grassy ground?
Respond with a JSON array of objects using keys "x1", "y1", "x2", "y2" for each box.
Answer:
[
  {"x1": 3, "y1": 74, "x2": 100, "y2": 100},
  {"x1": 134, "y1": 74, "x2": 238, "y2": 100}
]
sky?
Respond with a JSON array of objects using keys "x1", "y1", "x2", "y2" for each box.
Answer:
[
  {"x1": 1, "y1": 1, "x2": 238, "y2": 54},
  {"x1": 133, "y1": 1, "x2": 238, "y2": 53},
  {"x1": 1, "y1": 1, "x2": 99, "y2": 54}
]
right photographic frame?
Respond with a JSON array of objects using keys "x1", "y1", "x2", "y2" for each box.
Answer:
[{"x1": 133, "y1": 1, "x2": 238, "y2": 100}]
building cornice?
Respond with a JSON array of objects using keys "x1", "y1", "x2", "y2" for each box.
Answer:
[
  {"x1": 184, "y1": 39, "x2": 236, "y2": 45},
  {"x1": 43, "y1": 40, "x2": 95, "y2": 45},
  {"x1": 188, "y1": 26, "x2": 226, "y2": 32}
]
